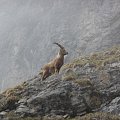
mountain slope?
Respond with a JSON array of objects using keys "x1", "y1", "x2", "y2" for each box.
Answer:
[{"x1": 0, "y1": 46, "x2": 120, "y2": 120}]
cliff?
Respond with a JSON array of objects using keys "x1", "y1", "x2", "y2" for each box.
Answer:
[{"x1": 0, "y1": 45, "x2": 120, "y2": 120}]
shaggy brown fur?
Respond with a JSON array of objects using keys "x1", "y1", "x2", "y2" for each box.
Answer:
[{"x1": 39, "y1": 42, "x2": 68, "y2": 80}]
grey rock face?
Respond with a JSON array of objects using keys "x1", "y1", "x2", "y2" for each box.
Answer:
[
  {"x1": 18, "y1": 98, "x2": 27, "y2": 105},
  {"x1": 101, "y1": 97, "x2": 120, "y2": 115},
  {"x1": 9, "y1": 62, "x2": 120, "y2": 117},
  {"x1": 0, "y1": 111, "x2": 7, "y2": 119},
  {"x1": 0, "y1": 47, "x2": 120, "y2": 118},
  {"x1": 0, "y1": 95, "x2": 8, "y2": 112},
  {"x1": 15, "y1": 104, "x2": 36, "y2": 117},
  {"x1": 0, "y1": 0, "x2": 120, "y2": 91},
  {"x1": 18, "y1": 77, "x2": 94, "y2": 117}
]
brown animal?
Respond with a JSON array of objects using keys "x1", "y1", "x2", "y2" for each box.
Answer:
[{"x1": 39, "y1": 42, "x2": 68, "y2": 80}]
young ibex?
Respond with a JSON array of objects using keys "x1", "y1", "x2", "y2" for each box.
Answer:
[{"x1": 39, "y1": 42, "x2": 68, "y2": 80}]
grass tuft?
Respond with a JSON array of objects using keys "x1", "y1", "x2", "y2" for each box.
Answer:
[
  {"x1": 75, "y1": 79, "x2": 92, "y2": 87},
  {"x1": 61, "y1": 45, "x2": 120, "y2": 71}
]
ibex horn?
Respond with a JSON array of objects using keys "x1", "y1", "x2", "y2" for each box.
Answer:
[{"x1": 53, "y1": 42, "x2": 64, "y2": 49}]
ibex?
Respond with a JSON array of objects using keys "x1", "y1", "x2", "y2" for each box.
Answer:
[{"x1": 39, "y1": 42, "x2": 68, "y2": 80}]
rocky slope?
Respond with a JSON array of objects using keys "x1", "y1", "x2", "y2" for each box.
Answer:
[
  {"x1": 0, "y1": 0, "x2": 120, "y2": 91},
  {"x1": 0, "y1": 46, "x2": 120, "y2": 120}
]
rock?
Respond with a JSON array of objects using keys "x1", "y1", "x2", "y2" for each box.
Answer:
[
  {"x1": 15, "y1": 105, "x2": 29, "y2": 113},
  {"x1": 0, "y1": 111, "x2": 8, "y2": 120},
  {"x1": 101, "y1": 97, "x2": 120, "y2": 115},
  {"x1": 0, "y1": 111, "x2": 7, "y2": 116},
  {"x1": 0, "y1": 96, "x2": 7, "y2": 112},
  {"x1": 18, "y1": 98, "x2": 27, "y2": 105},
  {"x1": 15, "y1": 104, "x2": 36, "y2": 117},
  {"x1": 63, "y1": 114, "x2": 69, "y2": 119},
  {"x1": 43, "y1": 114, "x2": 65, "y2": 120},
  {"x1": 25, "y1": 77, "x2": 103, "y2": 117},
  {"x1": 0, "y1": 47, "x2": 120, "y2": 119}
]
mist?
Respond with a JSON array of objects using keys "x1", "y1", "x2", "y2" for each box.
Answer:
[{"x1": 0, "y1": 0, "x2": 120, "y2": 91}]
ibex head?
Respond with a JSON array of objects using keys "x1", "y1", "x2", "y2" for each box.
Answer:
[{"x1": 53, "y1": 42, "x2": 68, "y2": 55}]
